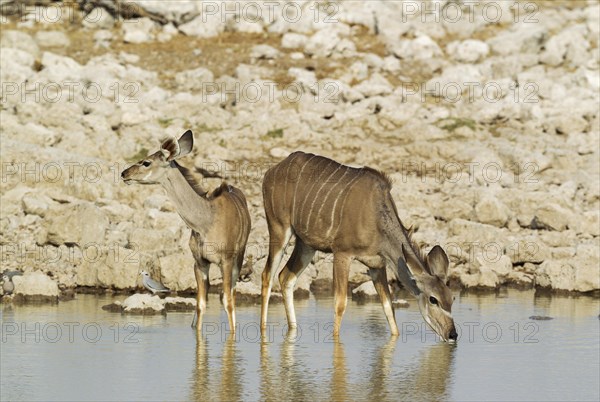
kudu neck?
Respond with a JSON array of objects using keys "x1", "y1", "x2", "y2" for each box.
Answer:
[
  {"x1": 380, "y1": 204, "x2": 424, "y2": 296},
  {"x1": 159, "y1": 161, "x2": 214, "y2": 231}
]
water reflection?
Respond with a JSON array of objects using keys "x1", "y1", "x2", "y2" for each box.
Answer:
[
  {"x1": 2, "y1": 294, "x2": 597, "y2": 401},
  {"x1": 191, "y1": 335, "x2": 244, "y2": 401},
  {"x1": 191, "y1": 335, "x2": 209, "y2": 401},
  {"x1": 330, "y1": 340, "x2": 348, "y2": 401},
  {"x1": 412, "y1": 343, "x2": 455, "y2": 401}
]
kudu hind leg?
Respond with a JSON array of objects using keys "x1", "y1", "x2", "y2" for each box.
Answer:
[
  {"x1": 369, "y1": 268, "x2": 399, "y2": 336},
  {"x1": 333, "y1": 254, "x2": 351, "y2": 337},
  {"x1": 261, "y1": 227, "x2": 293, "y2": 331},
  {"x1": 221, "y1": 258, "x2": 237, "y2": 333},
  {"x1": 279, "y1": 239, "x2": 315, "y2": 330},
  {"x1": 192, "y1": 259, "x2": 210, "y2": 331}
]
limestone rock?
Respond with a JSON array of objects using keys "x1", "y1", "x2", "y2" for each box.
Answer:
[
  {"x1": 175, "y1": 67, "x2": 214, "y2": 92},
  {"x1": 447, "y1": 39, "x2": 489, "y2": 63},
  {"x1": 351, "y1": 280, "x2": 379, "y2": 301},
  {"x1": 475, "y1": 195, "x2": 509, "y2": 227},
  {"x1": 250, "y1": 44, "x2": 280, "y2": 60},
  {"x1": 12, "y1": 271, "x2": 59, "y2": 303},
  {"x1": 122, "y1": 294, "x2": 165, "y2": 314},
  {"x1": 44, "y1": 203, "x2": 109, "y2": 247},
  {"x1": 159, "y1": 251, "x2": 196, "y2": 291},
  {"x1": 35, "y1": 31, "x2": 70, "y2": 47},
  {"x1": 533, "y1": 203, "x2": 572, "y2": 231}
]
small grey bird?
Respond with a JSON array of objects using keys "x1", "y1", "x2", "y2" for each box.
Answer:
[
  {"x1": 2, "y1": 275, "x2": 14, "y2": 295},
  {"x1": 140, "y1": 271, "x2": 170, "y2": 295}
]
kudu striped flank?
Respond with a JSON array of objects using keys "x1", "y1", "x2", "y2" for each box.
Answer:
[
  {"x1": 261, "y1": 151, "x2": 457, "y2": 341},
  {"x1": 121, "y1": 130, "x2": 251, "y2": 332}
]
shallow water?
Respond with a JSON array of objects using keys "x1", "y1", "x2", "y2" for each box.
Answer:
[{"x1": 1, "y1": 290, "x2": 598, "y2": 401}]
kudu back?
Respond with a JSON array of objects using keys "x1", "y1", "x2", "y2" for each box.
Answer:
[{"x1": 261, "y1": 151, "x2": 457, "y2": 341}]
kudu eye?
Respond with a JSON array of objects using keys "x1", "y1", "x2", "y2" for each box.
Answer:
[
  {"x1": 141, "y1": 160, "x2": 152, "y2": 167},
  {"x1": 429, "y1": 296, "x2": 438, "y2": 305}
]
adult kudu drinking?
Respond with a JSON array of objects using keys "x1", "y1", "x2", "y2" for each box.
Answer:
[
  {"x1": 261, "y1": 151, "x2": 457, "y2": 341},
  {"x1": 121, "y1": 130, "x2": 251, "y2": 332}
]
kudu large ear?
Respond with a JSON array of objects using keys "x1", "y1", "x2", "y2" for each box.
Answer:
[
  {"x1": 427, "y1": 245, "x2": 449, "y2": 282},
  {"x1": 397, "y1": 244, "x2": 425, "y2": 295},
  {"x1": 177, "y1": 130, "x2": 194, "y2": 157},
  {"x1": 160, "y1": 130, "x2": 194, "y2": 161}
]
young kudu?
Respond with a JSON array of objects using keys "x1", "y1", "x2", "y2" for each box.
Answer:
[
  {"x1": 121, "y1": 131, "x2": 251, "y2": 332},
  {"x1": 261, "y1": 151, "x2": 457, "y2": 341}
]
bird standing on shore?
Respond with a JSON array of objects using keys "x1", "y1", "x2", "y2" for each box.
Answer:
[
  {"x1": 140, "y1": 271, "x2": 170, "y2": 295},
  {"x1": 2, "y1": 275, "x2": 14, "y2": 295}
]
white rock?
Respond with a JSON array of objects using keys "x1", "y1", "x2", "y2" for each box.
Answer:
[
  {"x1": 179, "y1": 14, "x2": 225, "y2": 38},
  {"x1": 270, "y1": 147, "x2": 290, "y2": 159},
  {"x1": 35, "y1": 30, "x2": 70, "y2": 47},
  {"x1": 281, "y1": 33, "x2": 307, "y2": 49},
  {"x1": 353, "y1": 73, "x2": 392, "y2": 98},
  {"x1": 447, "y1": 39, "x2": 489, "y2": 63},
  {"x1": 352, "y1": 281, "x2": 377, "y2": 297},
  {"x1": 533, "y1": 203, "x2": 572, "y2": 231},
  {"x1": 175, "y1": 67, "x2": 214, "y2": 92},
  {"x1": 580, "y1": 210, "x2": 600, "y2": 237},
  {"x1": 305, "y1": 29, "x2": 338, "y2": 57},
  {"x1": 82, "y1": 7, "x2": 115, "y2": 29},
  {"x1": 487, "y1": 25, "x2": 547, "y2": 56},
  {"x1": 22, "y1": 192, "x2": 54, "y2": 217},
  {"x1": 12, "y1": 271, "x2": 60, "y2": 300},
  {"x1": 476, "y1": 255, "x2": 513, "y2": 279},
  {"x1": 250, "y1": 44, "x2": 280, "y2": 60},
  {"x1": 0, "y1": 30, "x2": 39, "y2": 56},
  {"x1": 475, "y1": 195, "x2": 509, "y2": 227},
  {"x1": 44, "y1": 203, "x2": 109, "y2": 247},
  {"x1": 392, "y1": 35, "x2": 442, "y2": 60},
  {"x1": 93, "y1": 30, "x2": 113, "y2": 47},
  {"x1": 0, "y1": 48, "x2": 35, "y2": 86},
  {"x1": 129, "y1": 0, "x2": 200, "y2": 24},
  {"x1": 159, "y1": 251, "x2": 196, "y2": 291},
  {"x1": 38, "y1": 52, "x2": 83, "y2": 82},
  {"x1": 122, "y1": 18, "x2": 156, "y2": 44},
  {"x1": 122, "y1": 294, "x2": 165, "y2": 313},
  {"x1": 157, "y1": 23, "x2": 178, "y2": 42}
]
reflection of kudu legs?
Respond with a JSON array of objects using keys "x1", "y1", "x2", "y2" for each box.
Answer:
[
  {"x1": 192, "y1": 258, "x2": 210, "y2": 330},
  {"x1": 191, "y1": 333, "x2": 209, "y2": 399},
  {"x1": 333, "y1": 253, "x2": 351, "y2": 337},
  {"x1": 331, "y1": 341, "x2": 348, "y2": 401},
  {"x1": 259, "y1": 341, "x2": 275, "y2": 401},
  {"x1": 261, "y1": 225, "x2": 293, "y2": 331},
  {"x1": 369, "y1": 268, "x2": 399, "y2": 336},
  {"x1": 279, "y1": 238, "x2": 315, "y2": 329},
  {"x1": 220, "y1": 336, "x2": 242, "y2": 402}
]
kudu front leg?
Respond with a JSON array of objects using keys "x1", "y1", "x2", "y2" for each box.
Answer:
[
  {"x1": 369, "y1": 268, "x2": 399, "y2": 336},
  {"x1": 333, "y1": 254, "x2": 351, "y2": 337},
  {"x1": 192, "y1": 260, "x2": 210, "y2": 331}
]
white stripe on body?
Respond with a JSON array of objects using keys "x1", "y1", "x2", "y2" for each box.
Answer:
[
  {"x1": 304, "y1": 165, "x2": 342, "y2": 232},
  {"x1": 312, "y1": 166, "x2": 350, "y2": 233},
  {"x1": 326, "y1": 170, "x2": 363, "y2": 238},
  {"x1": 291, "y1": 156, "x2": 317, "y2": 219},
  {"x1": 297, "y1": 159, "x2": 334, "y2": 231}
]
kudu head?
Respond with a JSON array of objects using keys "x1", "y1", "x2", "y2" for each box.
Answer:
[
  {"x1": 399, "y1": 245, "x2": 457, "y2": 343},
  {"x1": 121, "y1": 130, "x2": 194, "y2": 185}
]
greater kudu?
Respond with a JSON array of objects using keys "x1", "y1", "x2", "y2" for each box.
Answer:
[
  {"x1": 261, "y1": 151, "x2": 457, "y2": 341},
  {"x1": 121, "y1": 130, "x2": 251, "y2": 332}
]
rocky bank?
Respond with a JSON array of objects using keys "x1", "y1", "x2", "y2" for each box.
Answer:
[{"x1": 0, "y1": 0, "x2": 598, "y2": 302}]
